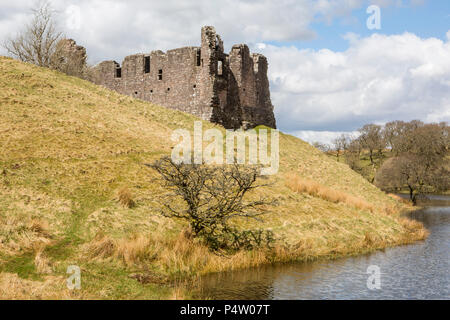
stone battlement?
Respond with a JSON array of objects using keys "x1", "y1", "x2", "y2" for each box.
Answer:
[{"x1": 92, "y1": 26, "x2": 276, "y2": 129}]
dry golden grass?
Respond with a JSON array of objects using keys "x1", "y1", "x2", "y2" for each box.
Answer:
[
  {"x1": 398, "y1": 217, "x2": 429, "y2": 241},
  {"x1": 0, "y1": 185, "x2": 69, "y2": 255},
  {"x1": 0, "y1": 216, "x2": 53, "y2": 255},
  {"x1": 85, "y1": 231, "x2": 211, "y2": 274},
  {"x1": 286, "y1": 174, "x2": 375, "y2": 212},
  {"x1": 169, "y1": 286, "x2": 188, "y2": 300},
  {"x1": 0, "y1": 273, "x2": 86, "y2": 300},
  {"x1": 0, "y1": 56, "x2": 428, "y2": 299},
  {"x1": 388, "y1": 193, "x2": 411, "y2": 205}
]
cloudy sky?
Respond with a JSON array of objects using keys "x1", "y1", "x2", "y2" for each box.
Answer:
[{"x1": 1, "y1": 0, "x2": 449, "y2": 144}]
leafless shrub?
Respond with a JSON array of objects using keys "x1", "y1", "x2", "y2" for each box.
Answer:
[{"x1": 148, "y1": 157, "x2": 276, "y2": 251}]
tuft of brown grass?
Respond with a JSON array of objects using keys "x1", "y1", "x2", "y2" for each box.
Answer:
[
  {"x1": 29, "y1": 219, "x2": 51, "y2": 238},
  {"x1": 398, "y1": 217, "x2": 429, "y2": 241},
  {"x1": 169, "y1": 285, "x2": 189, "y2": 300},
  {"x1": 388, "y1": 193, "x2": 411, "y2": 205},
  {"x1": 115, "y1": 234, "x2": 154, "y2": 266},
  {"x1": 0, "y1": 216, "x2": 53, "y2": 255},
  {"x1": 85, "y1": 233, "x2": 116, "y2": 260},
  {"x1": 117, "y1": 187, "x2": 135, "y2": 208},
  {"x1": 34, "y1": 245, "x2": 53, "y2": 274},
  {"x1": 286, "y1": 174, "x2": 375, "y2": 212}
]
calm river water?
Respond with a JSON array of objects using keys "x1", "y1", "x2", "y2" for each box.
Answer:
[{"x1": 199, "y1": 195, "x2": 450, "y2": 299}]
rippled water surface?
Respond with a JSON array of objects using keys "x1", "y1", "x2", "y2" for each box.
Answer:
[{"x1": 199, "y1": 195, "x2": 450, "y2": 299}]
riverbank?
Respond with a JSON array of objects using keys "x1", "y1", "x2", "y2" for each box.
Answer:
[
  {"x1": 0, "y1": 56, "x2": 427, "y2": 299},
  {"x1": 198, "y1": 196, "x2": 449, "y2": 299}
]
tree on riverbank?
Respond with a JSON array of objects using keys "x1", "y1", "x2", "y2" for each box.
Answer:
[
  {"x1": 374, "y1": 123, "x2": 449, "y2": 204},
  {"x1": 318, "y1": 120, "x2": 449, "y2": 204},
  {"x1": 375, "y1": 155, "x2": 449, "y2": 205}
]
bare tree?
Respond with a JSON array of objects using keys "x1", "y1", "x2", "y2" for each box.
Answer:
[
  {"x1": 3, "y1": 1, "x2": 63, "y2": 67},
  {"x1": 345, "y1": 139, "x2": 362, "y2": 171},
  {"x1": 358, "y1": 124, "x2": 385, "y2": 165},
  {"x1": 332, "y1": 134, "x2": 351, "y2": 161},
  {"x1": 383, "y1": 120, "x2": 406, "y2": 155},
  {"x1": 148, "y1": 157, "x2": 275, "y2": 251},
  {"x1": 395, "y1": 123, "x2": 447, "y2": 168},
  {"x1": 376, "y1": 122, "x2": 449, "y2": 204},
  {"x1": 375, "y1": 155, "x2": 449, "y2": 205},
  {"x1": 3, "y1": 1, "x2": 89, "y2": 78},
  {"x1": 312, "y1": 141, "x2": 330, "y2": 153}
]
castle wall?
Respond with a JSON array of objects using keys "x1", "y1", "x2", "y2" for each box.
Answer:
[{"x1": 92, "y1": 26, "x2": 276, "y2": 129}]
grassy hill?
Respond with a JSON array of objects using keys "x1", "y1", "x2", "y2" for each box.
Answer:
[{"x1": 0, "y1": 56, "x2": 426, "y2": 299}]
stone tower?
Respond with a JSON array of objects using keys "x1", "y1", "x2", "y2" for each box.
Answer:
[{"x1": 92, "y1": 26, "x2": 276, "y2": 129}]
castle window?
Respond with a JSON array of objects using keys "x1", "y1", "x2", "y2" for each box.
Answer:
[
  {"x1": 217, "y1": 60, "x2": 223, "y2": 76},
  {"x1": 150, "y1": 89, "x2": 153, "y2": 93},
  {"x1": 144, "y1": 56, "x2": 150, "y2": 73},
  {"x1": 196, "y1": 49, "x2": 201, "y2": 66},
  {"x1": 158, "y1": 69, "x2": 162, "y2": 80},
  {"x1": 167, "y1": 88, "x2": 170, "y2": 92},
  {"x1": 193, "y1": 85, "x2": 196, "y2": 89},
  {"x1": 134, "y1": 91, "x2": 138, "y2": 95},
  {"x1": 115, "y1": 67, "x2": 122, "y2": 78}
]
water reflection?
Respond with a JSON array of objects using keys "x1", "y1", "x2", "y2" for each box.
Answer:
[{"x1": 199, "y1": 195, "x2": 450, "y2": 300}]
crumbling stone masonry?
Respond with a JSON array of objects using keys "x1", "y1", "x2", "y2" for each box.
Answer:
[{"x1": 92, "y1": 26, "x2": 276, "y2": 129}]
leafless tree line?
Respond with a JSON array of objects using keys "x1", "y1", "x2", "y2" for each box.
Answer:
[{"x1": 313, "y1": 121, "x2": 449, "y2": 204}]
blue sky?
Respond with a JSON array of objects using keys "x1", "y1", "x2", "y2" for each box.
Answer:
[
  {"x1": 271, "y1": 1, "x2": 450, "y2": 52},
  {"x1": 0, "y1": 0, "x2": 449, "y2": 144}
]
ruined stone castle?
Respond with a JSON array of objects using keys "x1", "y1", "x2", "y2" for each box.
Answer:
[{"x1": 92, "y1": 26, "x2": 276, "y2": 129}]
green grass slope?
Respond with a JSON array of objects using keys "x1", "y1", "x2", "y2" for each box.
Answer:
[{"x1": 0, "y1": 56, "x2": 426, "y2": 299}]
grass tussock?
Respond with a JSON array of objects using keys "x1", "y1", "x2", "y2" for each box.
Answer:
[
  {"x1": 0, "y1": 217, "x2": 53, "y2": 255},
  {"x1": 286, "y1": 174, "x2": 375, "y2": 212},
  {"x1": 387, "y1": 193, "x2": 412, "y2": 205},
  {"x1": 117, "y1": 187, "x2": 135, "y2": 208},
  {"x1": 398, "y1": 217, "x2": 429, "y2": 241},
  {"x1": 168, "y1": 286, "x2": 188, "y2": 300}
]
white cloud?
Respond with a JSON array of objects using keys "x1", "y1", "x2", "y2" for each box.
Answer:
[
  {"x1": 370, "y1": 0, "x2": 425, "y2": 7},
  {"x1": 291, "y1": 130, "x2": 359, "y2": 145},
  {"x1": 255, "y1": 32, "x2": 450, "y2": 132},
  {"x1": 0, "y1": 0, "x2": 365, "y2": 63}
]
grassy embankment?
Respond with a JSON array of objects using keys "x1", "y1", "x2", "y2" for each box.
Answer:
[{"x1": 0, "y1": 56, "x2": 427, "y2": 299}]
